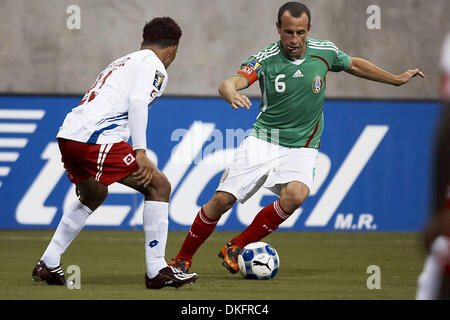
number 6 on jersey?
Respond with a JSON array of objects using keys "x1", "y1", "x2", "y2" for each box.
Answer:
[{"x1": 275, "y1": 74, "x2": 286, "y2": 93}]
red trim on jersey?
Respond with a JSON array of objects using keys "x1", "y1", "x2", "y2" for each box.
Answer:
[
  {"x1": 311, "y1": 55, "x2": 330, "y2": 71},
  {"x1": 305, "y1": 118, "x2": 321, "y2": 148},
  {"x1": 237, "y1": 67, "x2": 259, "y2": 86},
  {"x1": 99, "y1": 70, "x2": 113, "y2": 90}
]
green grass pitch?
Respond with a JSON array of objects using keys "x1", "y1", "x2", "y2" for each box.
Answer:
[{"x1": 0, "y1": 230, "x2": 425, "y2": 300}]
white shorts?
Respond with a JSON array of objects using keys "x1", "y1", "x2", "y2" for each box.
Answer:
[{"x1": 217, "y1": 136, "x2": 318, "y2": 203}]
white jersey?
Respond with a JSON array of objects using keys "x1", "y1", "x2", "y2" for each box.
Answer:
[{"x1": 57, "y1": 49, "x2": 168, "y2": 144}]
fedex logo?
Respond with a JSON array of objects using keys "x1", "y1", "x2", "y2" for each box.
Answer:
[
  {"x1": 13, "y1": 121, "x2": 387, "y2": 230},
  {"x1": 0, "y1": 108, "x2": 45, "y2": 188},
  {"x1": 0, "y1": 97, "x2": 439, "y2": 231}
]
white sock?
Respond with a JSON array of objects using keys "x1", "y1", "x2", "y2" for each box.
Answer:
[
  {"x1": 144, "y1": 201, "x2": 169, "y2": 278},
  {"x1": 41, "y1": 199, "x2": 91, "y2": 268},
  {"x1": 416, "y1": 236, "x2": 449, "y2": 300}
]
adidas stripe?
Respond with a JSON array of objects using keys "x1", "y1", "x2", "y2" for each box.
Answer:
[
  {"x1": 309, "y1": 45, "x2": 339, "y2": 54},
  {"x1": 254, "y1": 44, "x2": 280, "y2": 62}
]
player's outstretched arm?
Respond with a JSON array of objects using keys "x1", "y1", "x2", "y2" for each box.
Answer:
[
  {"x1": 218, "y1": 76, "x2": 252, "y2": 110},
  {"x1": 345, "y1": 57, "x2": 425, "y2": 86}
]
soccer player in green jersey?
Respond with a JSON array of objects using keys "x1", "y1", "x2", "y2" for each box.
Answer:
[{"x1": 170, "y1": 2, "x2": 425, "y2": 274}]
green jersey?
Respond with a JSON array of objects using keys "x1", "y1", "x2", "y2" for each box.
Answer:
[{"x1": 234, "y1": 38, "x2": 351, "y2": 149}]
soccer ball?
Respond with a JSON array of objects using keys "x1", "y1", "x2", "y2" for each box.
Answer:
[{"x1": 237, "y1": 241, "x2": 280, "y2": 280}]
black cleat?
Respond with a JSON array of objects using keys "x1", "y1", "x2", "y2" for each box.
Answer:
[
  {"x1": 32, "y1": 260, "x2": 67, "y2": 285},
  {"x1": 145, "y1": 266, "x2": 199, "y2": 289}
]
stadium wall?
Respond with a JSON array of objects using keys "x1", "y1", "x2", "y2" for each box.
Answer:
[
  {"x1": 0, "y1": 0, "x2": 449, "y2": 99},
  {"x1": 0, "y1": 95, "x2": 441, "y2": 231}
]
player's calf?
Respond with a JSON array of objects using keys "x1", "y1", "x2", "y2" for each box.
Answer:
[{"x1": 204, "y1": 191, "x2": 236, "y2": 220}]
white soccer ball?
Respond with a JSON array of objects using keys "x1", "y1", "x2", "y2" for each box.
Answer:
[{"x1": 237, "y1": 241, "x2": 280, "y2": 280}]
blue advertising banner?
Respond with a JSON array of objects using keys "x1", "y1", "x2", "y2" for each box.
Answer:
[{"x1": 0, "y1": 96, "x2": 441, "y2": 231}]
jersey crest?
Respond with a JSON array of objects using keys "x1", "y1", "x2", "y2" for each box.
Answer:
[
  {"x1": 312, "y1": 75, "x2": 323, "y2": 93},
  {"x1": 220, "y1": 168, "x2": 230, "y2": 183}
]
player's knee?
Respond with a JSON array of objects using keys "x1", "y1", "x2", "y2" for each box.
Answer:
[
  {"x1": 144, "y1": 173, "x2": 171, "y2": 202},
  {"x1": 211, "y1": 192, "x2": 236, "y2": 213},
  {"x1": 294, "y1": 192, "x2": 309, "y2": 208},
  {"x1": 156, "y1": 177, "x2": 171, "y2": 200},
  {"x1": 281, "y1": 186, "x2": 309, "y2": 212},
  {"x1": 79, "y1": 188, "x2": 108, "y2": 211}
]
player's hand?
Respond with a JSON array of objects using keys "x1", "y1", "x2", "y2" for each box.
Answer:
[
  {"x1": 133, "y1": 149, "x2": 153, "y2": 187},
  {"x1": 229, "y1": 93, "x2": 252, "y2": 110},
  {"x1": 396, "y1": 68, "x2": 425, "y2": 86}
]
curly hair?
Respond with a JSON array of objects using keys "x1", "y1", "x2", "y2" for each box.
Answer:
[{"x1": 142, "y1": 17, "x2": 182, "y2": 48}]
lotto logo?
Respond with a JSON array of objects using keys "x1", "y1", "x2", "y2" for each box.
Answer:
[
  {"x1": 148, "y1": 240, "x2": 159, "y2": 248},
  {"x1": 123, "y1": 153, "x2": 136, "y2": 166}
]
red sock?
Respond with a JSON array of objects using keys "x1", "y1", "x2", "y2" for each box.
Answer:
[
  {"x1": 175, "y1": 207, "x2": 219, "y2": 262},
  {"x1": 231, "y1": 199, "x2": 291, "y2": 248}
]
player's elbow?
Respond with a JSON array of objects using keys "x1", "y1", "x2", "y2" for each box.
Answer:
[
  {"x1": 345, "y1": 57, "x2": 359, "y2": 75},
  {"x1": 218, "y1": 80, "x2": 230, "y2": 98}
]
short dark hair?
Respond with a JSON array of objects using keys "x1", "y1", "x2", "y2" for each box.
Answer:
[
  {"x1": 142, "y1": 17, "x2": 182, "y2": 48},
  {"x1": 278, "y1": 2, "x2": 311, "y2": 27}
]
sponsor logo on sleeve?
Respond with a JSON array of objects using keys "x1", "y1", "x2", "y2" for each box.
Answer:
[
  {"x1": 247, "y1": 59, "x2": 263, "y2": 74},
  {"x1": 238, "y1": 58, "x2": 263, "y2": 84},
  {"x1": 153, "y1": 71, "x2": 165, "y2": 90}
]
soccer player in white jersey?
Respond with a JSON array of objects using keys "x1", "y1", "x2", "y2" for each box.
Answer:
[
  {"x1": 416, "y1": 33, "x2": 450, "y2": 300},
  {"x1": 32, "y1": 17, "x2": 199, "y2": 289}
]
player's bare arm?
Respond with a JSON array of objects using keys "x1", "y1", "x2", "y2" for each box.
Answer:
[
  {"x1": 218, "y1": 76, "x2": 252, "y2": 110},
  {"x1": 345, "y1": 57, "x2": 425, "y2": 86}
]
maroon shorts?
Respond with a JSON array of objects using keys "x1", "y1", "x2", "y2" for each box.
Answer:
[{"x1": 58, "y1": 138, "x2": 137, "y2": 186}]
